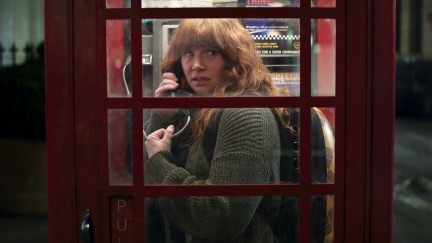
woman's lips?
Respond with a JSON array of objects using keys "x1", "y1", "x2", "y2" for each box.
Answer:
[{"x1": 191, "y1": 77, "x2": 210, "y2": 86}]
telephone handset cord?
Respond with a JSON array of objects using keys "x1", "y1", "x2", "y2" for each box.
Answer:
[
  {"x1": 123, "y1": 56, "x2": 191, "y2": 139},
  {"x1": 143, "y1": 111, "x2": 191, "y2": 140}
]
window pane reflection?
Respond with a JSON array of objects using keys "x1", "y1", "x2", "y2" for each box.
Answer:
[
  {"x1": 107, "y1": 19, "x2": 131, "y2": 97},
  {"x1": 108, "y1": 109, "x2": 133, "y2": 186},
  {"x1": 311, "y1": 0, "x2": 336, "y2": 8},
  {"x1": 141, "y1": 18, "x2": 300, "y2": 97},
  {"x1": 255, "y1": 18, "x2": 301, "y2": 96},
  {"x1": 143, "y1": 107, "x2": 300, "y2": 185},
  {"x1": 311, "y1": 195, "x2": 334, "y2": 243},
  {"x1": 106, "y1": 0, "x2": 131, "y2": 8},
  {"x1": 311, "y1": 107, "x2": 335, "y2": 184},
  {"x1": 145, "y1": 196, "x2": 299, "y2": 242},
  {"x1": 311, "y1": 19, "x2": 336, "y2": 96}
]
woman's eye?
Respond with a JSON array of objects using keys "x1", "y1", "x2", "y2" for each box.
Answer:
[
  {"x1": 207, "y1": 50, "x2": 217, "y2": 56},
  {"x1": 183, "y1": 51, "x2": 193, "y2": 57}
]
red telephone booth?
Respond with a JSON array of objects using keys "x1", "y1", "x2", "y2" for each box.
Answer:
[{"x1": 45, "y1": 0, "x2": 395, "y2": 242}]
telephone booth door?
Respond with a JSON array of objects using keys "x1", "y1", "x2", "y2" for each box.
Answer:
[{"x1": 45, "y1": 0, "x2": 394, "y2": 242}]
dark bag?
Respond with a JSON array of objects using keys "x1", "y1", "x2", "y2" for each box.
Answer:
[
  {"x1": 270, "y1": 107, "x2": 331, "y2": 243},
  {"x1": 202, "y1": 107, "x2": 333, "y2": 243}
]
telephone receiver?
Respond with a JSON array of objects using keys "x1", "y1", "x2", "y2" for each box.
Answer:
[
  {"x1": 168, "y1": 62, "x2": 193, "y2": 97},
  {"x1": 168, "y1": 62, "x2": 184, "y2": 97},
  {"x1": 145, "y1": 61, "x2": 192, "y2": 140}
]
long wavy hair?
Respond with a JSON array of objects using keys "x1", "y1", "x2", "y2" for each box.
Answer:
[{"x1": 160, "y1": 19, "x2": 291, "y2": 140}]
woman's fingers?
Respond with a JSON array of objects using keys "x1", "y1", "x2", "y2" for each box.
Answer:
[
  {"x1": 148, "y1": 128, "x2": 165, "y2": 140},
  {"x1": 155, "y1": 73, "x2": 179, "y2": 97},
  {"x1": 162, "y1": 72, "x2": 177, "y2": 80},
  {"x1": 154, "y1": 73, "x2": 180, "y2": 119},
  {"x1": 162, "y1": 125, "x2": 174, "y2": 142},
  {"x1": 145, "y1": 125, "x2": 175, "y2": 158}
]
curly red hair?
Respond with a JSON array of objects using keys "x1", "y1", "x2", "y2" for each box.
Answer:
[{"x1": 160, "y1": 19, "x2": 291, "y2": 140}]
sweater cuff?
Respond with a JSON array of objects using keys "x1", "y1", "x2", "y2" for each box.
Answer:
[{"x1": 145, "y1": 150, "x2": 177, "y2": 184}]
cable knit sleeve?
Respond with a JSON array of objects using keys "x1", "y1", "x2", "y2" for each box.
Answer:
[{"x1": 145, "y1": 108, "x2": 280, "y2": 241}]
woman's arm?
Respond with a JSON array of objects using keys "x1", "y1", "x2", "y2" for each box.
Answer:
[{"x1": 145, "y1": 108, "x2": 280, "y2": 239}]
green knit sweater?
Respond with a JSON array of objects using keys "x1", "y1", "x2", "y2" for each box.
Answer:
[{"x1": 145, "y1": 108, "x2": 281, "y2": 243}]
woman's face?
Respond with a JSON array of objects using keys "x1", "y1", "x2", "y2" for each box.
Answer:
[{"x1": 181, "y1": 46, "x2": 226, "y2": 95}]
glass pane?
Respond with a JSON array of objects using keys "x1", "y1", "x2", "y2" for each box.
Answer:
[
  {"x1": 311, "y1": 195, "x2": 334, "y2": 243},
  {"x1": 107, "y1": 19, "x2": 131, "y2": 97},
  {"x1": 146, "y1": 196, "x2": 298, "y2": 242},
  {"x1": 106, "y1": 0, "x2": 131, "y2": 8},
  {"x1": 311, "y1": 0, "x2": 336, "y2": 8},
  {"x1": 141, "y1": 0, "x2": 300, "y2": 8},
  {"x1": 311, "y1": 107, "x2": 335, "y2": 183},
  {"x1": 249, "y1": 19, "x2": 301, "y2": 96},
  {"x1": 142, "y1": 18, "x2": 300, "y2": 97},
  {"x1": 142, "y1": 20, "x2": 154, "y2": 97},
  {"x1": 108, "y1": 109, "x2": 133, "y2": 186},
  {"x1": 311, "y1": 19, "x2": 336, "y2": 96},
  {"x1": 143, "y1": 107, "x2": 300, "y2": 185}
]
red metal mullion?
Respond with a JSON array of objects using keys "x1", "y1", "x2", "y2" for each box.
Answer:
[
  {"x1": 99, "y1": 108, "x2": 111, "y2": 242},
  {"x1": 370, "y1": 0, "x2": 395, "y2": 242},
  {"x1": 344, "y1": 0, "x2": 369, "y2": 242},
  {"x1": 97, "y1": 2, "x2": 113, "y2": 242},
  {"x1": 102, "y1": 7, "x2": 339, "y2": 19},
  {"x1": 130, "y1": 14, "x2": 146, "y2": 242},
  {"x1": 300, "y1": 0, "x2": 311, "y2": 8},
  {"x1": 131, "y1": 14, "x2": 144, "y2": 189},
  {"x1": 334, "y1": 106, "x2": 346, "y2": 243},
  {"x1": 145, "y1": 184, "x2": 335, "y2": 196},
  {"x1": 333, "y1": 2, "x2": 347, "y2": 243},
  {"x1": 98, "y1": 11, "x2": 109, "y2": 195},
  {"x1": 101, "y1": 184, "x2": 336, "y2": 196},
  {"x1": 106, "y1": 96, "x2": 337, "y2": 108},
  {"x1": 299, "y1": 1, "x2": 312, "y2": 241},
  {"x1": 298, "y1": 107, "x2": 312, "y2": 243},
  {"x1": 131, "y1": 0, "x2": 140, "y2": 8},
  {"x1": 75, "y1": 0, "x2": 110, "y2": 241},
  {"x1": 364, "y1": 1, "x2": 374, "y2": 242},
  {"x1": 134, "y1": 7, "x2": 326, "y2": 19},
  {"x1": 136, "y1": 96, "x2": 334, "y2": 108},
  {"x1": 45, "y1": 0, "x2": 78, "y2": 242}
]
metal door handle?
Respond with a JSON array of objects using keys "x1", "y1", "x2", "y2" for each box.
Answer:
[{"x1": 80, "y1": 209, "x2": 94, "y2": 243}]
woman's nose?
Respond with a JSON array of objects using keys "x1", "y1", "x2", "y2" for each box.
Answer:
[{"x1": 191, "y1": 55, "x2": 205, "y2": 71}]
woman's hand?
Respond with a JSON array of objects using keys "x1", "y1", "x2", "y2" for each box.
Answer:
[
  {"x1": 145, "y1": 125, "x2": 174, "y2": 158},
  {"x1": 155, "y1": 72, "x2": 180, "y2": 119},
  {"x1": 155, "y1": 72, "x2": 179, "y2": 97}
]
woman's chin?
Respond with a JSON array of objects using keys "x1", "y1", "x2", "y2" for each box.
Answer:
[{"x1": 191, "y1": 88, "x2": 211, "y2": 96}]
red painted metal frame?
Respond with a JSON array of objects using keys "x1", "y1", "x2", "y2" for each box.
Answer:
[
  {"x1": 73, "y1": 0, "x2": 106, "y2": 241},
  {"x1": 45, "y1": 1, "x2": 77, "y2": 242},
  {"x1": 370, "y1": 0, "x2": 395, "y2": 243},
  {"x1": 45, "y1": 0, "x2": 394, "y2": 242},
  {"x1": 100, "y1": 2, "x2": 345, "y2": 243},
  {"x1": 344, "y1": 0, "x2": 368, "y2": 242}
]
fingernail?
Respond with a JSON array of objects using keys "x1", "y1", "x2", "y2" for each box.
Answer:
[{"x1": 168, "y1": 125, "x2": 174, "y2": 130}]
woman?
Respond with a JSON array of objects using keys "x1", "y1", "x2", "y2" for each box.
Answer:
[{"x1": 144, "y1": 19, "x2": 291, "y2": 243}]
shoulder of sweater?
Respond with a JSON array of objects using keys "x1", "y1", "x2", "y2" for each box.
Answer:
[
  {"x1": 222, "y1": 108, "x2": 275, "y2": 120},
  {"x1": 218, "y1": 108, "x2": 277, "y2": 129}
]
